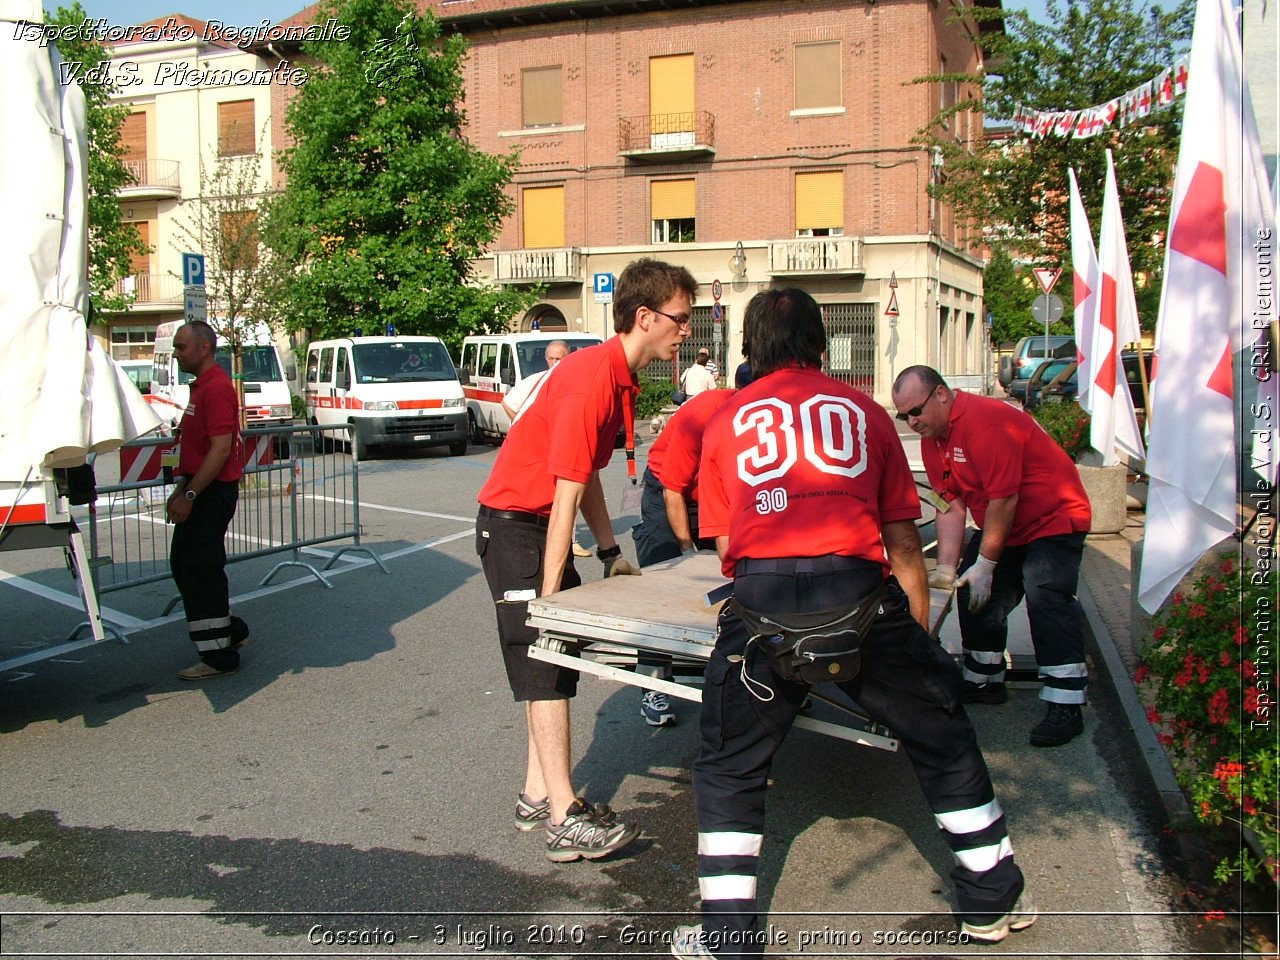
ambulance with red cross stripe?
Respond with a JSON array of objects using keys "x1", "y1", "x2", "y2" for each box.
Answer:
[{"x1": 304, "y1": 336, "x2": 468, "y2": 460}]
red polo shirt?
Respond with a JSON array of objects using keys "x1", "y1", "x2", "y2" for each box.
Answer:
[
  {"x1": 478, "y1": 336, "x2": 637, "y2": 515},
  {"x1": 698, "y1": 367, "x2": 920, "y2": 577},
  {"x1": 921, "y1": 390, "x2": 1091, "y2": 546},
  {"x1": 648, "y1": 388, "x2": 733, "y2": 502},
  {"x1": 178, "y1": 363, "x2": 243, "y2": 482}
]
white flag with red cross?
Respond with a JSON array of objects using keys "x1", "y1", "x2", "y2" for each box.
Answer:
[
  {"x1": 1138, "y1": 0, "x2": 1278, "y2": 613},
  {"x1": 1089, "y1": 150, "x2": 1146, "y2": 465},
  {"x1": 1068, "y1": 168, "x2": 1100, "y2": 414}
]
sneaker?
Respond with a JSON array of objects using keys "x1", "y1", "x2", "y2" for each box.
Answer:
[
  {"x1": 670, "y1": 925, "x2": 714, "y2": 958},
  {"x1": 178, "y1": 661, "x2": 236, "y2": 681},
  {"x1": 545, "y1": 799, "x2": 638, "y2": 862},
  {"x1": 515, "y1": 793, "x2": 550, "y2": 832},
  {"x1": 641, "y1": 690, "x2": 676, "y2": 727},
  {"x1": 230, "y1": 616, "x2": 250, "y2": 650},
  {"x1": 961, "y1": 680, "x2": 1008, "y2": 705},
  {"x1": 571, "y1": 540, "x2": 593, "y2": 558},
  {"x1": 518, "y1": 795, "x2": 616, "y2": 832},
  {"x1": 1029, "y1": 702, "x2": 1084, "y2": 747},
  {"x1": 960, "y1": 892, "x2": 1038, "y2": 943}
]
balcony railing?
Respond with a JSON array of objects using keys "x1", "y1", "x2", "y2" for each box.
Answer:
[
  {"x1": 618, "y1": 111, "x2": 716, "y2": 160},
  {"x1": 493, "y1": 248, "x2": 583, "y2": 284},
  {"x1": 768, "y1": 237, "x2": 865, "y2": 276},
  {"x1": 115, "y1": 272, "x2": 183, "y2": 305},
  {"x1": 118, "y1": 159, "x2": 181, "y2": 198}
]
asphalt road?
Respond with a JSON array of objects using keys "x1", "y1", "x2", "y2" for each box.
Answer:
[{"x1": 0, "y1": 430, "x2": 1229, "y2": 958}]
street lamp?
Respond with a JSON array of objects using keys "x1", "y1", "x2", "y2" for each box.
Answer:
[{"x1": 728, "y1": 241, "x2": 747, "y2": 281}]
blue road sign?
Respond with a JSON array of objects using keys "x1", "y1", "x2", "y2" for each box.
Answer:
[
  {"x1": 711, "y1": 302, "x2": 724, "y2": 322},
  {"x1": 182, "y1": 252, "x2": 205, "y2": 287},
  {"x1": 593, "y1": 273, "x2": 614, "y2": 303}
]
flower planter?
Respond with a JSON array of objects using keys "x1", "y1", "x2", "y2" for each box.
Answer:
[{"x1": 1076, "y1": 463, "x2": 1127, "y2": 534}]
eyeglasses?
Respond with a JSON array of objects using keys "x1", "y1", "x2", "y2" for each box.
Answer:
[
  {"x1": 895, "y1": 388, "x2": 937, "y2": 422},
  {"x1": 649, "y1": 307, "x2": 693, "y2": 331}
]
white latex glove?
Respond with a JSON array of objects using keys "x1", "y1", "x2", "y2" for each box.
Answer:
[
  {"x1": 956, "y1": 555, "x2": 997, "y2": 611},
  {"x1": 928, "y1": 564, "x2": 957, "y2": 591}
]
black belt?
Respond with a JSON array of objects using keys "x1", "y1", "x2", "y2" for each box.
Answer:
[
  {"x1": 478, "y1": 505, "x2": 549, "y2": 529},
  {"x1": 736, "y1": 555, "x2": 880, "y2": 575}
]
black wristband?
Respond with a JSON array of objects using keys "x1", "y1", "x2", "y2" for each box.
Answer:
[{"x1": 596, "y1": 544, "x2": 622, "y2": 561}]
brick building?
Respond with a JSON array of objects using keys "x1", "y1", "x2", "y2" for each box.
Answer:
[{"x1": 276, "y1": 0, "x2": 999, "y2": 400}]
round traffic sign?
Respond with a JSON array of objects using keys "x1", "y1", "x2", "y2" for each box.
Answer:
[
  {"x1": 711, "y1": 279, "x2": 723, "y2": 301},
  {"x1": 711, "y1": 302, "x2": 724, "y2": 322},
  {"x1": 1030, "y1": 294, "x2": 1065, "y2": 324}
]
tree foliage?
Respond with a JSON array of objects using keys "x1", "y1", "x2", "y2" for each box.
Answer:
[
  {"x1": 264, "y1": 0, "x2": 538, "y2": 347},
  {"x1": 916, "y1": 0, "x2": 1193, "y2": 330},
  {"x1": 984, "y1": 246, "x2": 1046, "y2": 343},
  {"x1": 49, "y1": 2, "x2": 147, "y2": 312}
]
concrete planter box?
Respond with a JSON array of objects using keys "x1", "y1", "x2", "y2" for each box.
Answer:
[{"x1": 1077, "y1": 463, "x2": 1128, "y2": 534}]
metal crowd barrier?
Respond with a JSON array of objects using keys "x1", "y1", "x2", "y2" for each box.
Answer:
[{"x1": 85, "y1": 423, "x2": 388, "y2": 614}]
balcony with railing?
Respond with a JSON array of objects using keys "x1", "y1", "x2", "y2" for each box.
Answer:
[
  {"x1": 493, "y1": 248, "x2": 583, "y2": 284},
  {"x1": 114, "y1": 272, "x2": 184, "y2": 309},
  {"x1": 618, "y1": 111, "x2": 716, "y2": 161},
  {"x1": 117, "y1": 158, "x2": 181, "y2": 199},
  {"x1": 768, "y1": 237, "x2": 865, "y2": 277}
]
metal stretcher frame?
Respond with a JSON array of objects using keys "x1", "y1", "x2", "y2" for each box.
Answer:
[{"x1": 526, "y1": 553, "x2": 958, "y2": 753}]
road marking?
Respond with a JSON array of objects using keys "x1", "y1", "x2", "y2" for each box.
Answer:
[
  {"x1": 0, "y1": 567, "x2": 148, "y2": 628},
  {"x1": 313, "y1": 495, "x2": 475, "y2": 523}
]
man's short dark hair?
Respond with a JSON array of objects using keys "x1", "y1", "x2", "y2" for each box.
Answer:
[
  {"x1": 612, "y1": 258, "x2": 698, "y2": 333},
  {"x1": 745, "y1": 288, "x2": 825, "y2": 378},
  {"x1": 182, "y1": 320, "x2": 218, "y2": 352},
  {"x1": 893, "y1": 365, "x2": 947, "y2": 396}
]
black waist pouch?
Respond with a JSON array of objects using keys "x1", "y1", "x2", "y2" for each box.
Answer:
[{"x1": 729, "y1": 583, "x2": 886, "y2": 685}]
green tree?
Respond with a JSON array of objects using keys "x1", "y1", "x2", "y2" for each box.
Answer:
[
  {"x1": 984, "y1": 247, "x2": 1046, "y2": 344},
  {"x1": 49, "y1": 3, "x2": 147, "y2": 312},
  {"x1": 917, "y1": 0, "x2": 1192, "y2": 330},
  {"x1": 264, "y1": 0, "x2": 538, "y2": 346}
]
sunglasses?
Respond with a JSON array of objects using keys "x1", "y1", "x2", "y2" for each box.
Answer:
[{"x1": 895, "y1": 388, "x2": 937, "y2": 422}]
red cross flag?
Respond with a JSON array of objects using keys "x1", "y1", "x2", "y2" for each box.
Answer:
[
  {"x1": 1068, "y1": 168, "x2": 1100, "y2": 415},
  {"x1": 1138, "y1": 0, "x2": 1279, "y2": 612}
]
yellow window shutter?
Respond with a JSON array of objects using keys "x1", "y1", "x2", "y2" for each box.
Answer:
[
  {"x1": 522, "y1": 186, "x2": 565, "y2": 248},
  {"x1": 651, "y1": 179, "x2": 696, "y2": 221},
  {"x1": 795, "y1": 171, "x2": 845, "y2": 231},
  {"x1": 650, "y1": 54, "x2": 695, "y2": 121},
  {"x1": 794, "y1": 41, "x2": 842, "y2": 110}
]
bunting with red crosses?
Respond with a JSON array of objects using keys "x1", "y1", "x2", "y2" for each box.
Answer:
[{"x1": 1012, "y1": 58, "x2": 1190, "y2": 139}]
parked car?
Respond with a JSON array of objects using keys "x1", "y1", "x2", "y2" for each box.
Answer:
[
  {"x1": 999, "y1": 334, "x2": 1076, "y2": 390},
  {"x1": 1021, "y1": 358, "x2": 1077, "y2": 409},
  {"x1": 1036, "y1": 351, "x2": 1153, "y2": 411}
]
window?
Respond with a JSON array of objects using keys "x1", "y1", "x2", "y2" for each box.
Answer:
[
  {"x1": 122, "y1": 111, "x2": 147, "y2": 165},
  {"x1": 218, "y1": 99, "x2": 255, "y2": 157},
  {"x1": 522, "y1": 66, "x2": 562, "y2": 128},
  {"x1": 651, "y1": 179, "x2": 696, "y2": 244},
  {"x1": 306, "y1": 351, "x2": 320, "y2": 384},
  {"x1": 220, "y1": 210, "x2": 258, "y2": 271},
  {"x1": 649, "y1": 53, "x2": 695, "y2": 144},
  {"x1": 319, "y1": 347, "x2": 334, "y2": 382},
  {"x1": 522, "y1": 185, "x2": 565, "y2": 248},
  {"x1": 478, "y1": 342, "x2": 498, "y2": 378},
  {"x1": 795, "y1": 171, "x2": 844, "y2": 236},
  {"x1": 794, "y1": 41, "x2": 842, "y2": 111}
]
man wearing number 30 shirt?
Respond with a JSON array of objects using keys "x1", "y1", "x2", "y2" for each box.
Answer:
[{"x1": 670, "y1": 289, "x2": 1035, "y2": 959}]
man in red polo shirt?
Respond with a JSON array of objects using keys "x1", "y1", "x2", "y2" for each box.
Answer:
[
  {"x1": 892, "y1": 365, "x2": 1092, "y2": 747},
  {"x1": 476, "y1": 258, "x2": 697, "y2": 863},
  {"x1": 166, "y1": 321, "x2": 247, "y2": 680}
]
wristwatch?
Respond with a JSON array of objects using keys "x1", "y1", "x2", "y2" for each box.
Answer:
[
  {"x1": 184, "y1": 488, "x2": 198, "y2": 502},
  {"x1": 595, "y1": 544, "x2": 621, "y2": 561}
]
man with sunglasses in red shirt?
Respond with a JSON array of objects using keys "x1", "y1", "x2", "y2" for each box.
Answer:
[
  {"x1": 892, "y1": 365, "x2": 1092, "y2": 748},
  {"x1": 476, "y1": 258, "x2": 697, "y2": 863}
]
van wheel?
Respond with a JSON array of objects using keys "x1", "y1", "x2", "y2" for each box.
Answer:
[
  {"x1": 449, "y1": 439, "x2": 468, "y2": 456},
  {"x1": 468, "y1": 411, "x2": 483, "y2": 445}
]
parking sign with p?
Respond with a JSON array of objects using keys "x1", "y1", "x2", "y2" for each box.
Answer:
[{"x1": 182, "y1": 252, "x2": 206, "y2": 287}]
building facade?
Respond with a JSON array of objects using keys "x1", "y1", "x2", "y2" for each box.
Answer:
[{"x1": 428, "y1": 0, "x2": 996, "y2": 398}]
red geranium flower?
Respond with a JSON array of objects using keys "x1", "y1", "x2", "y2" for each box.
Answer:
[
  {"x1": 1208, "y1": 689, "x2": 1231, "y2": 725},
  {"x1": 1134, "y1": 664, "x2": 1150, "y2": 683}
]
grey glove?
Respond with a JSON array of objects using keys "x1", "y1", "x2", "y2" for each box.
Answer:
[
  {"x1": 928, "y1": 564, "x2": 957, "y2": 591},
  {"x1": 956, "y1": 555, "x2": 997, "y2": 611},
  {"x1": 597, "y1": 545, "x2": 640, "y2": 577}
]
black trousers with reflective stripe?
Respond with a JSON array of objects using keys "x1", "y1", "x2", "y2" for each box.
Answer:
[
  {"x1": 170, "y1": 480, "x2": 239, "y2": 670},
  {"x1": 692, "y1": 567, "x2": 1024, "y2": 958}
]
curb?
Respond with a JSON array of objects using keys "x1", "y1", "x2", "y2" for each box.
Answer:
[{"x1": 1078, "y1": 576, "x2": 1191, "y2": 822}]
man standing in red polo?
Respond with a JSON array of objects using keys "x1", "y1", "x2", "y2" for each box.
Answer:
[
  {"x1": 892, "y1": 365, "x2": 1092, "y2": 747},
  {"x1": 476, "y1": 258, "x2": 697, "y2": 862},
  {"x1": 166, "y1": 320, "x2": 247, "y2": 680}
]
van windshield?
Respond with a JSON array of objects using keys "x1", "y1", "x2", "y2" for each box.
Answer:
[
  {"x1": 515, "y1": 338, "x2": 602, "y2": 378},
  {"x1": 215, "y1": 346, "x2": 282, "y2": 383},
  {"x1": 352, "y1": 341, "x2": 457, "y2": 383}
]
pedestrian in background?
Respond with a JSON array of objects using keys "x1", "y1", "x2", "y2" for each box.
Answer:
[
  {"x1": 166, "y1": 321, "x2": 248, "y2": 680},
  {"x1": 679, "y1": 347, "x2": 717, "y2": 399}
]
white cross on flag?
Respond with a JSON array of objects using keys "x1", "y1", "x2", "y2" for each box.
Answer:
[
  {"x1": 1089, "y1": 150, "x2": 1145, "y2": 465},
  {"x1": 1068, "y1": 167, "x2": 1100, "y2": 414},
  {"x1": 1138, "y1": 0, "x2": 1279, "y2": 613}
]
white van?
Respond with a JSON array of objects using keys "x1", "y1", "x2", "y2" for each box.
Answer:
[
  {"x1": 150, "y1": 320, "x2": 294, "y2": 427},
  {"x1": 304, "y1": 336, "x2": 468, "y2": 459},
  {"x1": 459, "y1": 333, "x2": 602, "y2": 442}
]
